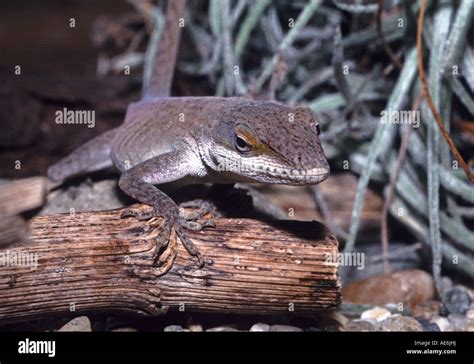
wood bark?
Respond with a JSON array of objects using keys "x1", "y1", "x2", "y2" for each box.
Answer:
[{"x1": 0, "y1": 204, "x2": 341, "y2": 324}]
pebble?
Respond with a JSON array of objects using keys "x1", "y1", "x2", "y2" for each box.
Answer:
[
  {"x1": 57, "y1": 316, "x2": 92, "y2": 332},
  {"x1": 164, "y1": 325, "x2": 190, "y2": 332},
  {"x1": 41, "y1": 179, "x2": 124, "y2": 214},
  {"x1": 187, "y1": 324, "x2": 203, "y2": 332},
  {"x1": 467, "y1": 308, "x2": 474, "y2": 332},
  {"x1": 378, "y1": 316, "x2": 423, "y2": 331},
  {"x1": 345, "y1": 319, "x2": 378, "y2": 332},
  {"x1": 249, "y1": 323, "x2": 270, "y2": 332},
  {"x1": 361, "y1": 306, "x2": 391, "y2": 322},
  {"x1": 111, "y1": 327, "x2": 138, "y2": 332},
  {"x1": 415, "y1": 317, "x2": 440, "y2": 332},
  {"x1": 326, "y1": 312, "x2": 349, "y2": 328},
  {"x1": 432, "y1": 317, "x2": 453, "y2": 332},
  {"x1": 206, "y1": 326, "x2": 239, "y2": 332},
  {"x1": 448, "y1": 314, "x2": 468, "y2": 331},
  {"x1": 343, "y1": 269, "x2": 435, "y2": 309},
  {"x1": 444, "y1": 287, "x2": 471, "y2": 315},
  {"x1": 269, "y1": 325, "x2": 303, "y2": 332}
]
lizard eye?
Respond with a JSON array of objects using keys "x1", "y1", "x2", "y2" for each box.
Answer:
[
  {"x1": 235, "y1": 134, "x2": 252, "y2": 153},
  {"x1": 315, "y1": 123, "x2": 321, "y2": 136}
]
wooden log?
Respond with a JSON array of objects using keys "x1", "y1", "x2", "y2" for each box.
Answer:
[
  {"x1": 0, "y1": 177, "x2": 50, "y2": 246},
  {"x1": 0, "y1": 204, "x2": 340, "y2": 324},
  {"x1": 0, "y1": 177, "x2": 49, "y2": 216},
  {"x1": 0, "y1": 215, "x2": 29, "y2": 247}
]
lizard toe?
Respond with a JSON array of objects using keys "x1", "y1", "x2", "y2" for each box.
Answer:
[
  {"x1": 121, "y1": 205, "x2": 156, "y2": 221},
  {"x1": 174, "y1": 224, "x2": 208, "y2": 268}
]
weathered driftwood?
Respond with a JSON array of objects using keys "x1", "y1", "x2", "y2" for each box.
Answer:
[
  {"x1": 0, "y1": 204, "x2": 340, "y2": 324},
  {"x1": 0, "y1": 177, "x2": 50, "y2": 246},
  {"x1": 0, "y1": 177, "x2": 49, "y2": 216}
]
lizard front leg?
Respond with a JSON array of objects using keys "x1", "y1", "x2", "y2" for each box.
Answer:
[{"x1": 118, "y1": 150, "x2": 209, "y2": 267}]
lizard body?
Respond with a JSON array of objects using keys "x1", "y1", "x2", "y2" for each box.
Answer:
[{"x1": 47, "y1": 1, "x2": 330, "y2": 266}]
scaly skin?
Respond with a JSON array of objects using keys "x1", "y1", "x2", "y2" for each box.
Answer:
[
  {"x1": 47, "y1": 96, "x2": 330, "y2": 266},
  {"x1": 47, "y1": 0, "x2": 330, "y2": 267}
]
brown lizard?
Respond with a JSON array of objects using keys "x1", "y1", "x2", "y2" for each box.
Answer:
[{"x1": 48, "y1": 0, "x2": 330, "y2": 266}]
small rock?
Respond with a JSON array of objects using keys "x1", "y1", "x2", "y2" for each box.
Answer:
[
  {"x1": 325, "y1": 312, "x2": 349, "y2": 328},
  {"x1": 269, "y1": 325, "x2": 303, "y2": 332},
  {"x1": 432, "y1": 317, "x2": 453, "y2": 332},
  {"x1": 164, "y1": 325, "x2": 190, "y2": 332},
  {"x1": 448, "y1": 314, "x2": 468, "y2": 331},
  {"x1": 249, "y1": 323, "x2": 270, "y2": 332},
  {"x1": 466, "y1": 308, "x2": 474, "y2": 332},
  {"x1": 415, "y1": 317, "x2": 440, "y2": 332},
  {"x1": 345, "y1": 319, "x2": 378, "y2": 332},
  {"x1": 343, "y1": 269, "x2": 435, "y2": 309},
  {"x1": 111, "y1": 327, "x2": 137, "y2": 332},
  {"x1": 361, "y1": 306, "x2": 391, "y2": 322},
  {"x1": 41, "y1": 179, "x2": 125, "y2": 215},
  {"x1": 378, "y1": 316, "x2": 423, "y2": 331},
  {"x1": 206, "y1": 326, "x2": 239, "y2": 332},
  {"x1": 466, "y1": 307, "x2": 474, "y2": 321},
  {"x1": 57, "y1": 316, "x2": 92, "y2": 332},
  {"x1": 444, "y1": 287, "x2": 471, "y2": 315},
  {"x1": 187, "y1": 324, "x2": 203, "y2": 332}
]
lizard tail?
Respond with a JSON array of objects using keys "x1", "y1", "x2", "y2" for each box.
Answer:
[{"x1": 144, "y1": 0, "x2": 187, "y2": 99}]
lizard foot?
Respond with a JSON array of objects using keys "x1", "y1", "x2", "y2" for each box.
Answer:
[
  {"x1": 122, "y1": 204, "x2": 212, "y2": 268},
  {"x1": 175, "y1": 223, "x2": 207, "y2": 268},
  {"x1": 121, "y1": 205, "x2": 155, "y2": 221},
  {"x1": 179, "y1": 199, "x2": 222, "y2": 220},
  {"x1": 179, "y1": 199, "x2": 217, "y2": 231}
]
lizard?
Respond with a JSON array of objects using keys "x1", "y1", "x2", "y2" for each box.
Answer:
[{"x1": 47, "y1": 0, "x2": 330, "y2": 267}]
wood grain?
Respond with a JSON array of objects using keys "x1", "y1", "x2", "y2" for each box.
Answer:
[{"x1": 0, "y1": 204, "x2": 341, "y2": 324}]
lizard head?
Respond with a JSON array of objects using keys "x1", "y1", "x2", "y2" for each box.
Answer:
[{"x1": 204, "y1": 99, "x2": 330, "y2": 185}]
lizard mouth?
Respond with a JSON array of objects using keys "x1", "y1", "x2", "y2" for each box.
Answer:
[{"x1": 265, "y1": 166, "x2": 330, "y2": 185}]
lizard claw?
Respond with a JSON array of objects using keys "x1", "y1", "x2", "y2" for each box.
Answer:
[
  {"x1": 175, "y1": 224, "x2": 207, "y2": 268},
  {"x1": 122, "y1": 203, "x2": 213, "y2": 269},
  {"x1": 181, "y1": 218, "x2": 215, "y2": 231}
]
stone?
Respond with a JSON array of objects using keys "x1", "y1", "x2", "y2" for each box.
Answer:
[
  {"x1": 432, "y1": 317, "x2": 452, "y2": 332},
  {"x1": 444, "y1": 287, "x2": 471, "y2": 315},
  {"x1": 466, "y1": 308, "x2": 474, "y2": 332},
  {"x1": 41, "y1": 179, "x2": 125, "y2": 215},
  {"x1": 249, "y1": 323, "x2": 270, "y2": 332},
  {"x1": 269, "y1": 325, "x2": 303, "y2": 332},
  {"x1": 206, "y1": 326, "x2": 239, "y2": 332},
  {"x1": 111, "y1": 327, "x2": 137, "y2": 332},
  {"x1": 361, "y1": 306, "x2": 391, "y2": 322},
  {"x1": 187, "y1": 324, "x2": 203, "y2": 332},
  {"x1": 345, "y1": 319, "x2": 378, "y2": 332},
  {"x1": 164, "y1": 325, "x2": 190, "y2": 332},
  {"x1": 378, "y1": 316, "x2": 423, "y2": 331},
  {"x1": 57, "y1": 316, "x2": 92, "y2": 332},
  {"x1": 415, "y1": 317, "x2": 440, "y2": 332},
  {"x1": 343, "y1": 269, "x2": 435, "y2": 309},
  {"x1": 448, "y1": 314, "x2": 468, "y2": 331},
  {"x1": 326, "y1": 312, "x2": 349, "y2": 328}
]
